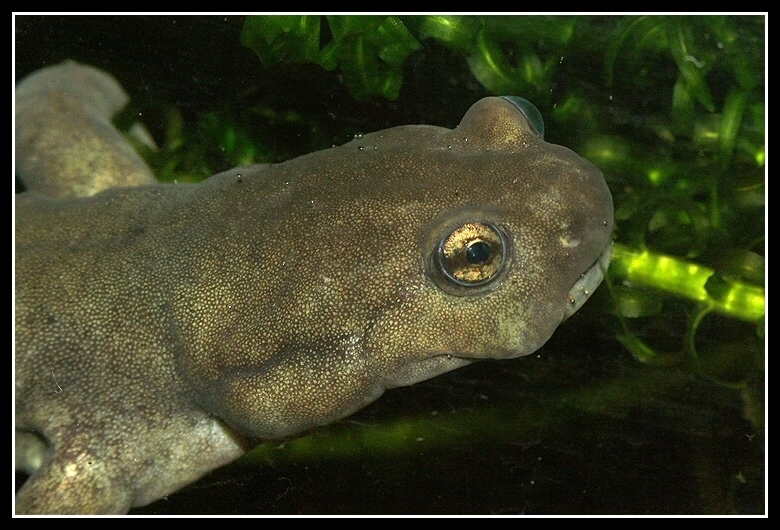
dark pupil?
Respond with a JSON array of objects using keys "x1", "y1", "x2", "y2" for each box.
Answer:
[{"x1": 466, "y1": 241, "x2": 491, "y2": 264}]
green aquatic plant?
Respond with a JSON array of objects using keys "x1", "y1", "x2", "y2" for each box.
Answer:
[
  {"x1": 589, "y1": 15, "x2": 765, "y2": 379},
  {"x1": 411, "y1": 15, "x2": 577, "y2": 102},
  {"x1": 239, "y1": 15, "x2": 580, "y2": 103},
  {"x1": 240, "y1": 15, "x2": 423, "y2": 101}
]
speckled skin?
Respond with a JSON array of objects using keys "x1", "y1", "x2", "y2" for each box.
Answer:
[
  {"x1": 15, "y1": 62, "x2": 613, "y2": 514},
  {"x1": 15, "y1": 60, "x2": 156, "y2": 199}
]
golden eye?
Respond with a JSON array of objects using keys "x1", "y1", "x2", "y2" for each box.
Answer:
[{"x1": 434, "y1": 222, "x2": 508, "y2": 288}]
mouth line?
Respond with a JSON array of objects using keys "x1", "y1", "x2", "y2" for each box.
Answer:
[{"x1": 563, "y1": 242, "x2": 613, "y2": 321}]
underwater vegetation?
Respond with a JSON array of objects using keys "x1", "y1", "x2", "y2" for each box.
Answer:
[{"x1": 14, "y1": 15, "x2": 765, "y2": 514}]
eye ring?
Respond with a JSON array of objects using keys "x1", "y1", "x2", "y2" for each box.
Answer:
[{"x1": 433, "y1": 222, "x2": 509, "y2": 289}]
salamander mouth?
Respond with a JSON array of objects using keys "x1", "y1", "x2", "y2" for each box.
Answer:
[{"x1": 563, "y1": 242, "x2": 613, "y2": 321}]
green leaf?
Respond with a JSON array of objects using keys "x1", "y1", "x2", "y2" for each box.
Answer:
[{"x1": 240, "y1": 15, "x2": 321, "y2": 64}]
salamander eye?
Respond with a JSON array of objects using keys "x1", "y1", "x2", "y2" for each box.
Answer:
[{"x1": 432, "y1": 222, "x2": 510, "y2": 294}]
